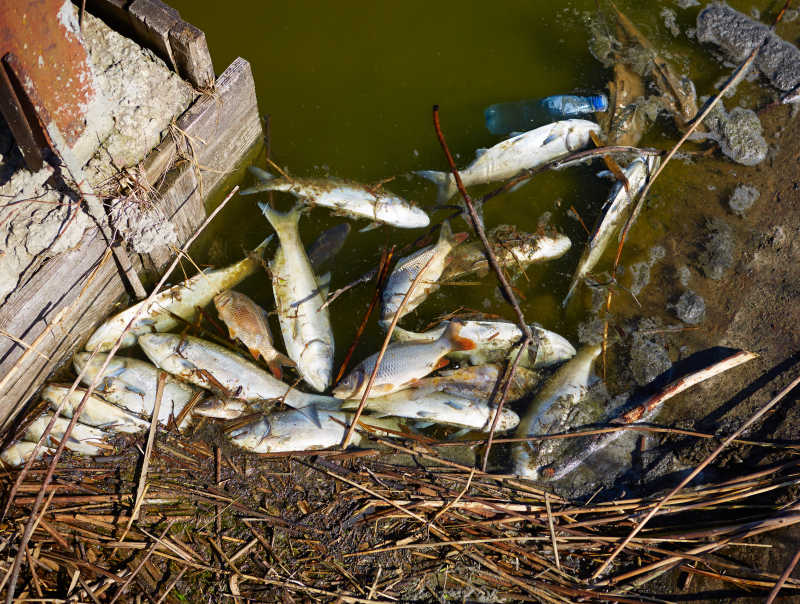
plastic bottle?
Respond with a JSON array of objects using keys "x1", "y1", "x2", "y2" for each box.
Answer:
[{"x1": 484, "y1": 94, "x2": 608, "y2": 136}]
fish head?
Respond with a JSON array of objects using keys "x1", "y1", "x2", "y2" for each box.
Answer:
[
  {"x1": 213, "y1": 290, "x2": 235, "y2": 314},
  {"x1": 532, "y1": 327, "x2": 577, "y2": 367},
  {"x1": 331, "y1": 367, "x2": 366, "y2": 399},
  {"x1": 494, "y1": 408, "x2": 521, "y2": 432},
  {"x1": 137, "y1": 333, "x2": 181, "y2": 368},
  {"x1": 228, "y1": 415, "x2": 273, "y2": 451}
]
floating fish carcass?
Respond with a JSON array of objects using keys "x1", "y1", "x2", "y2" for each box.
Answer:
[
  {"x1": 392, "y1": 319, "x2": 576, "y2": 369},
  {"x1": 84, "y1": 237, "x2": 271, "y2": 352},
  {"x1": 332, "y1": 322, "x2": 476, "y2": 400},
  {"x1": 441, "y1": 224, "x2": 572, "y2": 282},
  {"x1": 342, "y1": 387, "x2": 520, "y2": 432},
  {"x1": 410, "y1": 364, "x2": 541, "y2": 402},
  {"x1": 563, "y1": 155, "x2": 660, "y2": 306},
  {"x1": 513, "y1": 345, "x2": 602, "y2": 480},
  {"x1": 380, "y1": 221, "x2": 466, "y2": 327},
  {"x1": 260, "y1": 204, "x2": 334, "y2": 392},
  {"x1": 242, "y1": 168, "x2": 430, "y2": 229},
  {"x1": 214, "y1": 290, "x2": 295, "y2": 379},
  {"x1": 415, "y1": 119, "x2": 602, "y2": 203},
  {"x1": 307, "y1": 223, "x2": 352, "y2": 271}
]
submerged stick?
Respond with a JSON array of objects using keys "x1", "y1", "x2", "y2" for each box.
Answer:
[
  {"x1": 2, "y1": 186, "x2": 240, "y2": 604},
  {"x1": 592, "y1": 366, "x2": 800, "y2": 580}
]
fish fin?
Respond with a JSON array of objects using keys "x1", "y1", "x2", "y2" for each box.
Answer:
[
  {"x1": 507, "y1": 178, "x2": 530, "y2": 194},
  {"x1": 443, "y1": 321, "x2": 477, "y2": 352},
  {"x1": 542, "y1": 133, "x2": 559, "y2": 145},
  {"x1": 295, "y1": 404, "x2": 323, "y2": 429},
  {"x1": 414, "y1": 421, "x2": 435, "y2": 429},
  {"x1": 247, "y1": 346, "x2": 261, "y2": 361},
  {"x1": 434, "y1": 358, "x2": 450, "y2": 370},
  {"x1": 447, "y1": 427, "x2": 472, "y2": 440},
  {"x1": 249, "y1": 166, "x2": 275, "y2": 181},
  {"x1": 317, "y1": 272, "x2": 331, "y2": 298},
  {"x1": 267, "y1": 352, "x2": 295, "y2": 379},
  {"x1": 414, "y1": 170, "x2": 456, "y2": 205},
  {"x1": 358, "y1": 222, "x2": 382, "y2": 233}
]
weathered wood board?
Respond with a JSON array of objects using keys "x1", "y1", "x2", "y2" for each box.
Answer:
[{"x1": 0, "y1": 57, "x2": 262, "y2": 432}]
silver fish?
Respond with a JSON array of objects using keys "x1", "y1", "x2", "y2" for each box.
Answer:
[
  {"x1": 42, "y1": 384, "x2": 150, "y2": 433},
  {"x1": 513, "y1": 345, "x2": 602, "y2": 480},
  {"x1": 228, "y1": 409, "x2": 401, "y2": 453},
  {"x1": 137, "y1": 334, "x2": 339, "y2": 411},
  {"x1": 413, "y1": 364, "x2": 541, "y2": 402},
  {"x1": 260, "y1": 204, "x2": 334, "y2": 392},
  {"x1": 441, "y1": 224, "x2": 571, "y2": 282},
  {"x1": 416, "y1": 119, "x2": 601, "y2": 204},
  {"x1": 392, "y1": 319, "x2": 575, "y2": 369},
  {"x1": 342, "y1": 388, "x2": 520, "y2": 431},
  {"x1": 563, "y1": 155, "x2": 658, "y2": 306},
  {"x1": 73, "y1": 353, "x2": 201, "y2": 426},
  {"x1": 214, "y1": 290, "x2": 294, "y2": 379},
  {"x1": 242, "y1": 169, "x2": 430, "y2": 229},
  {"x1": 380, "y1": 221, "x2": 466, "y2": 326},
  {"x1": 1, "y1": 441, "x2": 54, "y2": 468},
  {"x1": 23, "y1": 412, "x2": 110, "y2": 457},
  {"x1": 332, "y1": 322, "x2": 476, "y2": 400},
  {"x1": 85, "y1": 237, "x2": 271, "y2": 352}
]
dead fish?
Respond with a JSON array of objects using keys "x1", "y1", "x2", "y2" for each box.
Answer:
[
  {"x1": 411, "y1": 364, "x2": 540, "y2": 402},
  {"x1": 563, "y1": 155, "x2": 659, "y2": 306},
  {"x1": 214, "y1": 290, "x2": 295, "y2": 379},
  {"x1": 228, "y1": 409, "x2": 401, "y2": 453},
  {"x1": 73, "y1": 353, "x2": 201, "y2": 427},
  {"x1": 513, "y1": 345, "x2": 602, "y2": 480},
  {"x1": 341, "y1": 387, "x2": 520, "y2": 432},
  {"x1": 332, "y1": 321, "x2": 477, "y2": 400},
  {"x1": 85, "y1": 236, "x2": 272, "y2": 352},
  {"x1": 380, "y1": 221, "x2": 467, "y2": 326},
  {"x1": 23, "y1": 412, "x2": 110, "y2": 457},
  {"x1": 260, "y1": 204, "x2": 334, "y2": 392},
  {"x1": 307, "y1": 223, "x2": 351, "y2": 272},
  {"x1": 242, "y1": 169, "x2": 430, "y2": 229},
  {"x1": 137, "y1": 334, "x2": 339, "y2": 412},
  {"x1": 415, "y1": 119, "x2": 601, "y2": 204},
  {"x1": 193, "y1": 396, "x2": 250, "y2": 420},
  {"x1": 42, "y1": 384, "x2": 150, "y2": 433},
  {"x1": 600, "y1": 62, "x2": 648, "y2": 147},
  {"x1": 441, "y1": 224, "x2": 571, "y2": 282},
  {"x1": 392, "y1": 319, "x2": 576, "y2": 369},
  {"x1": 1, "y1": 441, "x2": 54, "y2": 468}
]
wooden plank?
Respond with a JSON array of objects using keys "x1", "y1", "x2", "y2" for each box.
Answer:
[
  {"x1": 142, "y1": 57, "x2": 261, "y2": 271},
  {"x1": 0, "y1": 58, "x2": 263, "y2": 430},
  {"x1": 169, "y1": 20, "x2": 214, "y2": 89},
  {"x1": 127, "y1": 0, "x2": 180, "y2": 71}
]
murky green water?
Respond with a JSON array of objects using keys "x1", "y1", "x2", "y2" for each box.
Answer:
[{"x1": 165, "y1": 0, "x2": 773, "y2": 387}]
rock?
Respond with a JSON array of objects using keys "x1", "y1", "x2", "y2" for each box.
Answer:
[
  {"x1": 673, "y1": 290, "x2": 706, "y2": 324},
  {"x1": 109, "y1": 198, "x2": 178, "y2": 254},
  {"x1": 678, "y1": 265, "x2": 692, "y2": 287},
  {"x1": 629, "y1": 262, "x2": 651, "y2": 296},
  {"x1": 697, "y1": 3, "x2": 800, "y2": 92},
  {"x1": 698, "y1": 217, "x2": 735, "y2": 280},
  {"x1": 577, "y1": 317, "x2": 605, "y2": 345},
  {"x1": 728, "y1": 184, "x2": 760, "y2": 216},
  {"x1": 629, "y1": 333, "x2": 672, "y2": 386},
  {"x1": 719, "y1": 108, "x2": 768, "y2": 166}
]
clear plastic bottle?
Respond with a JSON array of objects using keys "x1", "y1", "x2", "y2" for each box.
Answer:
[{"x1": 484, "y1": 94, "x2": 608, "y2": 135}]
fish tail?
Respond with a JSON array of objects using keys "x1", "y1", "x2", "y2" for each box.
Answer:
[
  {"x1": 258, "y1": 202, "x2": 304, "y2": 237},
  {"x1": 438, "y1": 219, "x2": 469, "y2": 248},
  {"x1": 239, "y1": 167, "x2": 276, "y2": 195},
  {"x1": 443, "y1": 321, "x2": 476, "y2": 352},
  {"x1": 415, "y1": 170, "x2": 456, "y2": 204},
  {"x1": 266, "y1": 352, "x2": 296, "y2": 380}
]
